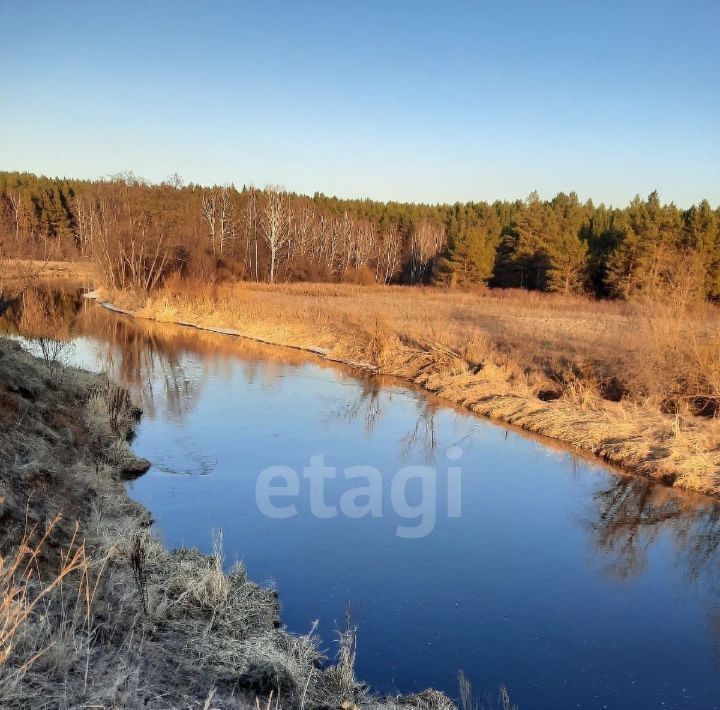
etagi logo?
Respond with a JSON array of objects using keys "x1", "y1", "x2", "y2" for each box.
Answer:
[{"x1": 255, "y1": 447, "x2": 463, "y2": 539}]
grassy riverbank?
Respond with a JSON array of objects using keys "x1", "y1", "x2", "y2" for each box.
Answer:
[
  {"x1": 104, "y1": 279, "x2": 720, "y2": 497},
  {"x1": 0, "y1": 338, "x2": 457, "y2": 709}
]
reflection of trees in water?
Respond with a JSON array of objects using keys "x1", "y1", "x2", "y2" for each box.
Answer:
[
  {"x1": 72, "y1": 299, "x2": 300, "y2": 421},
  {"x1": 331, "y1": 375, "x2": 385, "y2": 433},
  {"x1": 4, "y1": 285, "x2": 206, "y2": 422},
  {"x1": 591, "y1": 475, "x2": 720, "y2": 655},
  {"x1": 402, "y1": 396, "x2": 440, "y2": 462},
  {"x1": 331, "y1": 375, "x2": 443, "y2": 462},
  {"x1": 591, "y1": 475, "x2": 720, "y2": 592},
  {"x1": 8, "y1": 285, "x2": 329, "y2": 422},
  {"x1": 76, "y1": 308, "x2": 207, "y2": 422},
  {"x1": 1, "y1": 286, "x2": 83, "y2": 378},
  {"x1": 1, "y1": 284, "x2": 83, "y2": 339}
]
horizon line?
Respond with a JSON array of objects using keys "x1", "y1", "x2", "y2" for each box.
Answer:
[{"x1": 1, "y1": 167, "x2": 718, "y2": 212}]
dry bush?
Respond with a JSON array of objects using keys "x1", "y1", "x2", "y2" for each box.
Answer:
[
  {"x1": 460, "y1": 335, "x2": 492, "y2": 369},
  {"x1": 560, "y1": 373, "x2": 602, "y2": 411},
  {"x1": 36, "y1": 336, "x2": 73, "y2": 381},
  {"x1": 624, "y1": 301, "x2": 720, "y2": 415},
  {"x1": 86, "y1": 377, "x2": 136, "y2": 434}
]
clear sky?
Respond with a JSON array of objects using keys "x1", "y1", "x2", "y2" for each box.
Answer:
[{"x1": 1, "y1": 0, "x2": 718, "y2": 207}]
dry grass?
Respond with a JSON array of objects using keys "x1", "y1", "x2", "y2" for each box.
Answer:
[
  {"x1": 0, "y1": 259, "x2": 97, "y2": 284},
  {"x1": 0, "y1": 516, "x2": 90, "y2": 672},
  {"x1": 458, "y1": 672, "x2": 516, "y2": 710},
  {"x1": 107, "y1": 278, "x2": 720, "y2": 496},
  {"x1": 0, "y1": 337, "x2": 458, "y2": 709}
]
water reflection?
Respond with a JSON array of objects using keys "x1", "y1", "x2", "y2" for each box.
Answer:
[
  {"x1": 330, "y1": 378, "x2": 443, "y2": 461},
  {"x1": 401, "y1": 398, "x2": 440, "y2": 461},
  {"x1": 591, "y1": 475, "x2": 720, "y2": 587},
  {"x1": 7, "y1": 284, "x2": 720, "y2": 588},
  {"x1": 6, "y1": 284, "x2": 720, "y2": 707},
  {"x1": 588, "y1": 475, "x2": 720, "y2": 656},
  {"x1": 331, "y1": 376, "x2": 385, "y2": 433},
  {"x1": 2, "y1": 285, "x2": 286, "y2": 422}
]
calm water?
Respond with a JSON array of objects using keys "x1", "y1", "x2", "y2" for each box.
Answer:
[{"x1": 7, "y1": 289, "x2": 720, "y2": 709}]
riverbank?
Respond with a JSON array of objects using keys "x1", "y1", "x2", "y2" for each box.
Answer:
[
  {"x1": 0, "y1": 338, "x2": 456, "y2": 709},
  {"x1": 96, "y1": 280, "x2": 719, "y2": 498},
  {"x1": 0, "y1": 258, "x2": 97, "y2": 283}
]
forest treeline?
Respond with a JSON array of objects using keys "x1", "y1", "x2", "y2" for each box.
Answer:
[{"x1": 1, "y1": 171, "x2": 719, "y2": 301}]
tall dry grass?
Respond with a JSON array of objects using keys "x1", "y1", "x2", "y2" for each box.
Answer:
[{"x1": 0, "y1": 515, "x2": 97, "y2": 688}]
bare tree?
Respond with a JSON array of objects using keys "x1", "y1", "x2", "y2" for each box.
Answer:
[
  {"x1": 202, "y1": 186, "x2": 237, "y2": 257},
  {"x1": 261, "y1": 187, "x2": 290, "y2": 283},
  {"x1": 352, "y1": 219, "x2": 376, "y2": 271},
  {"x1": 122, "y1": 232, "x2": 170, "y2": 292},
  {"x1": 410, "y1": 219, "x2": 445, "y2": 283},
  {"x1": 7, "y1": 190, "x2": 24, "y2": 243},
  {"x1": 242, "y1": 188, "x2": 261, "y2": 281},
  {"x1": 310, "y1": 212, "x2": 337, "y2": 277},
  {"x1": 377, "y1": 224, "x2": 403, "y2": 284},
  {"x1": 288, "y1": 199, "x2": 316, "y2": 262},
  {"x1": 89, "y1": 185, "x2": 171, "y2": 292},
  {"x1": 216, "y1": 186, "x2": 236, "y2": 256},
  {"x1": 71, "y1": 195, "x2": 94, "y2": 255},
  {"x1": 201, "y1": 190, "x2": 218, "y2": 255},
  {"x1": 316, "y1": 213, "x2": 339, "y2": 277},
  {"x1": 88, "y1": 197, "x2": 120, "y2": 289},
  {"x1": 338, "y1": 211, "x2": 354, "y2": 276}
]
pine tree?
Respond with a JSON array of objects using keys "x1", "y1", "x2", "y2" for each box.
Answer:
[
  {"x1": 438, "y1": 205, "x2": 499, "y2": 286},
  {"x1": 606, "y1": 192, "x2": 684, "y2": 300},
  {"x1": 545, "y1": 192, "x2": 589, "y2": 293},
  {"x1": 546, "y1": 233, "x2": 588, "y2": 293},
  {"x1": 493, "y1": 192, "x2": 556, "y2": 290},
  {"x1": 682, "y1": 200, "x2": 719, "y2": 299}
]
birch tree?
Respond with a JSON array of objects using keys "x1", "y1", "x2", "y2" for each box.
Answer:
[
  {"x1": 243, "y1": 188, "x2": 261, "y2": 281},
  {"x1": 71, "y1": 195, "x2": 94, "y2": 255},
  {"x1": 201, "y1": 190, "x2": 217, "y2": 255},
  {"x1": 261, "y1": 187, "x2": 290, "y2": 283},
  {"x1": 410, "y1": 219, "x2": 445, "y2": 283},
  {"x1": 377, "y1": 224, "x2": 402, "y2": 284},
  {"x1": 7, "y1": 190, "x2": 24, "y2": 243}
]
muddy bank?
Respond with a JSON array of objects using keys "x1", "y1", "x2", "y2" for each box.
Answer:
[
  {"x1": 85, "y1": 289, "x2": 720, "y2": 499},
  {"x1": 0, "y1": 338, "x2": 455, "y2": 710}
]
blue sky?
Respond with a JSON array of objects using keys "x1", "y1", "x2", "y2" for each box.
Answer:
[{"x1": 1, "y1": 0, "x2": 718, "y2": 206}]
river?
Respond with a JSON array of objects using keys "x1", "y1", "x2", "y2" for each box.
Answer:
[{"x1": 5, "y1": 286, "x2": 720, "y2": 709}]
